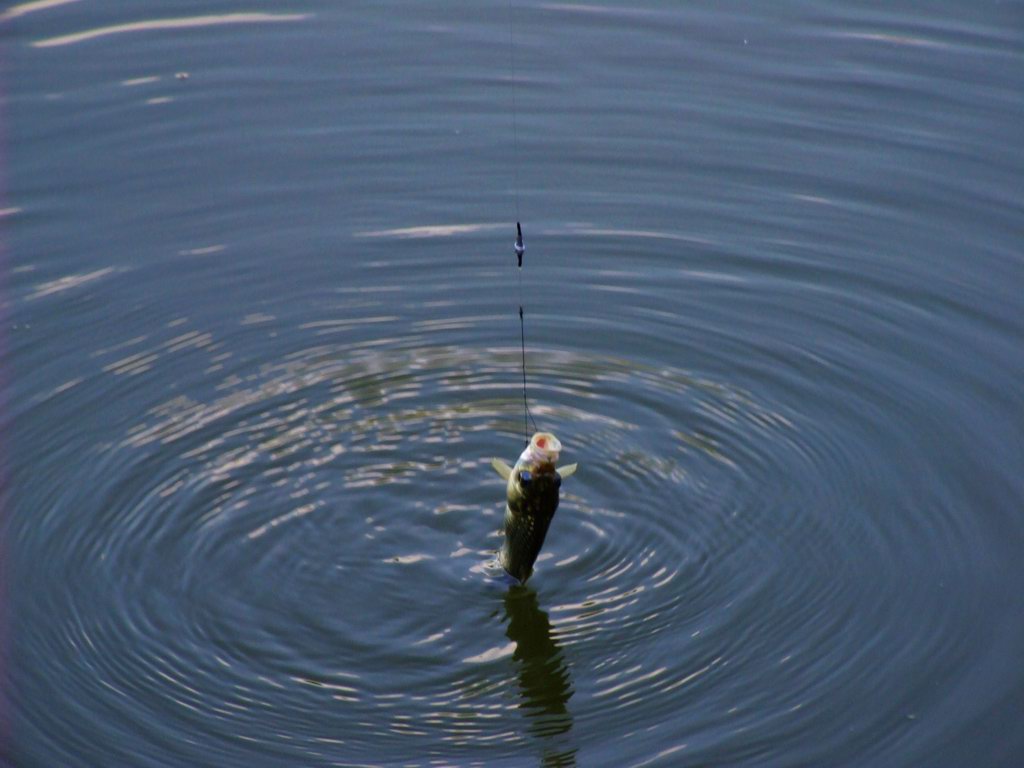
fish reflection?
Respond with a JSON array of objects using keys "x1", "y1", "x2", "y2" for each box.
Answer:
[{"x1": 503, "y1": 585, "x2": 576, "y2": 767}]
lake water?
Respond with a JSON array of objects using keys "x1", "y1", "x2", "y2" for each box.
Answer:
[{"x1": 3, "y1": 1, "x2": 1023, "y2": 766}]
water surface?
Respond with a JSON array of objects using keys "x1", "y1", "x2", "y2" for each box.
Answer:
[{"x1": 4, "y1": 1, "x2": 1023, "y2": 766}]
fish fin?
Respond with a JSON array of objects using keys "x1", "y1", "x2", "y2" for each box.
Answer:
[
  {"x1": 557, "y1": 463, "x2": 578, "y2": 479},
  {"x1": 491, "y1": 458, "x2": 513, "y2": 480}
]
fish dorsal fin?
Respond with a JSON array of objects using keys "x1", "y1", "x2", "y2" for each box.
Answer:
[
  {"x1": 557, "y1": 463, "x2": 578, "y2": 479},
  {"x1": 491, "y1": 458, "x2": 513, "y2": 480}
]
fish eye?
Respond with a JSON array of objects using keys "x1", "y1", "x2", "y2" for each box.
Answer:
[{"x1": 518, "y1": 471, "x2": 532, "y2": 486}]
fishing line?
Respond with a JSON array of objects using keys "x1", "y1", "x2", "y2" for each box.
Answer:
[
  {"x1": 519, "y1": 303, "x2": 538, "y2": 443},
  {"x1": 507, "y1": 0, "x2": 536, "y2": 445},
  {"x1": 516, "y1": 227, "x2": 537, "y2": 445}
]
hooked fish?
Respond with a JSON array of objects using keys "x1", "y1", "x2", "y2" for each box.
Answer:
[{"x1": 491, "y1": 432, "x2": 578, "y2": 583}]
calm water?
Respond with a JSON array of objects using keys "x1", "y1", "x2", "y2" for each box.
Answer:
[{"x1": 4, "y1": 1, "x2": 1023, "y2": 766}]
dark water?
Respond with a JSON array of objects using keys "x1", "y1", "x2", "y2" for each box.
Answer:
[{"x1": 4, "y1": 1, "x2": 1023, "y2": 766}]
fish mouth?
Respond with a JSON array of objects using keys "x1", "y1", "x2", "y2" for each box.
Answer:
[{"x1": 523, "y1": 432, "x2": 562, "y2": 465}]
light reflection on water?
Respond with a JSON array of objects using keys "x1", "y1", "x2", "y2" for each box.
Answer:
[{"x1": 30, "y1": 13, "x2": 311, "y2": 49}]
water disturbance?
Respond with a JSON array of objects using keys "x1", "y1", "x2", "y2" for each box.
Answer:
[{"x1": 4, "y1": 1, "x2": 1023, "y2": 766}]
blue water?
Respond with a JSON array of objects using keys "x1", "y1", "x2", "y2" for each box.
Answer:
[{"x1": 4, "y1": 1, "x2": 1023, "y2": 766}]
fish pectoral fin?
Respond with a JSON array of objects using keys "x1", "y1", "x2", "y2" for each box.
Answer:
[
  {"x1": 490, "y1": 458, "x2": 513, "y2": 480},
  {"x1": 557, "y1": 463, "x2": 578, "y2": 479}
]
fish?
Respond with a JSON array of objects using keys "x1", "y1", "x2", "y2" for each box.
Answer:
[{"x1": 491, "y1": 432, "x2": 578, "y2": 583}]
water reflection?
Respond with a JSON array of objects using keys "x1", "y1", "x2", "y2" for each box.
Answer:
[
  {"x1": 31, "y1": 12, "x2": 309, "y2": 48},
  {"x1": 503, "y1": 586, "x2": 576, "y2": 767}
]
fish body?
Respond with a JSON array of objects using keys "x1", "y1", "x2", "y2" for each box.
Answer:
[{"x1": 491, "y1": 432, "x2": 577, "y2": 583}]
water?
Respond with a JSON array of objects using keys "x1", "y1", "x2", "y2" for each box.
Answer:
[{"x1": 4, "y1": 1, "x2": 1023, "y2": 766}]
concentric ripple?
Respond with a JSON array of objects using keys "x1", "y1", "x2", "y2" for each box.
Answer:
[{"x1": 13, "y1": 309, "x2": 1010, "y2": 767}]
